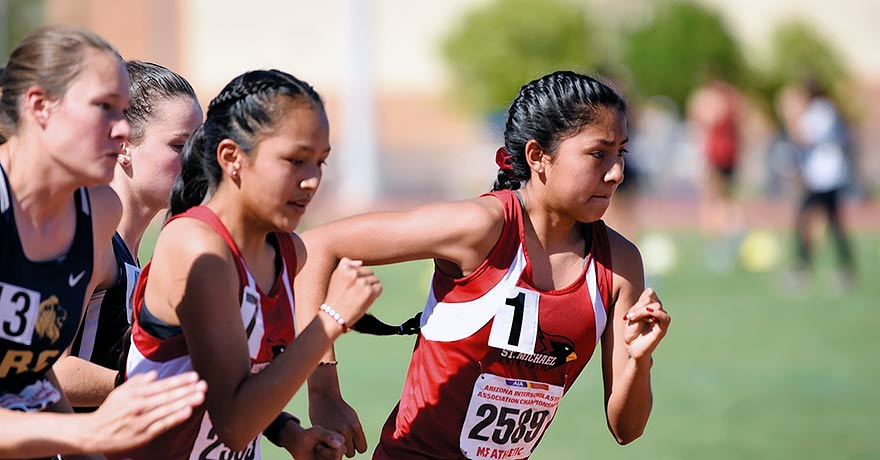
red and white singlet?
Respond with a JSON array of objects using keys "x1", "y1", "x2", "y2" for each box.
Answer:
[
  {"x1": 374, "y1": 190, "x2": 614, "y2": 460},
  {"x1": 116, "y1": 206, "x2": 298, "y2": 460}
]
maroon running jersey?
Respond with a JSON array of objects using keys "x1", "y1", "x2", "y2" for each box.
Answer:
[
  {"x1": 375, "y1": 190, "x2": 614, "y2": 460},
  {"x1": 116, "y1": 206, "x2": 298, "y2": 460}
]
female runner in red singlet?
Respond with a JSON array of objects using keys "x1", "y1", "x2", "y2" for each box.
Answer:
[
  {"x1": 298, "y1": 71, "x2": 671, "y2": 460},
  {"x1": 115, "y1": 70, "x2": 382, "y2": 460}
]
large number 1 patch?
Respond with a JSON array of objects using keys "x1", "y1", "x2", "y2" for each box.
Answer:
[{"x1": 488, "y1": 287, "x2": 539, "y2": 355}]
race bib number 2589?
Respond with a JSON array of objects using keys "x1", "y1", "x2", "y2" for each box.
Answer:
[{"x1": 460, "y1": 373, "x2": 563, "y2": 460}]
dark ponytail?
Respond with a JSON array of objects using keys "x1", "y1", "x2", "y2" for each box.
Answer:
[
  {"x1": 492, "y1": 70, "x2": 627, "y2": 191},
  {"x1": 168, "y1": 69, "x2": 324, "y2": 216},
  {"x1": 169, "y1": 124, "x2": 216, "y2": 215}
]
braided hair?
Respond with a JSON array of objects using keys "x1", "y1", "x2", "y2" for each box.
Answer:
[
  {"x1": 169, "y1": 70, "x2": 324, "y2": 216},
  {"x1": 492, "y1": 71, "x2": 627, "y2": 191}
]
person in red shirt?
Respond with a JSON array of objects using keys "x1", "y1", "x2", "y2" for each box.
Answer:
[
  {"x1": 298, "y1": 71, "x2": 671, "y2": 459},
  {"x1": 115, "y1": 69, "x2": 382, "y2": 460}
]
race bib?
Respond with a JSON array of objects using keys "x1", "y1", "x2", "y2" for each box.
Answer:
[
  {"x1": 0, "y1": 282, "x2": 41, "y2": 346},
  {"x1": 460, "y1": 373, "x2": 563, "y2": 460},
  {"x1": 240, "y1": 283, "x2": 263, "y2": 360},
  {"x1": 0, "y1": 378, "x2": 61, "y2": 411},
  {"x1": 488, "y1": 287, "x2": 539, "y2": 355},
  {"x1": 190, "y1": 411, "x2": 261, "y2": 460}
]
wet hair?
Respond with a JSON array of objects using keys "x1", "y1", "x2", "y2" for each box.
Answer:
[
  {"x1": 168, "y1": 69, "x2": 324, "y2": 216},
  {"x1": 125, "y1": 60, "x2": 197, "y2": 145},
  {"x1": 0, "y1": 25, "x2": 121, "y2": 144},
  {"x1": 492, "y1": 70, "x2": 627, "y2": 191}
]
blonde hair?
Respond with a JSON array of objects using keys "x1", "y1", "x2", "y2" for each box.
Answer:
[{"x1": 0, "y1": 25, "x2": 121, "y2": 143}]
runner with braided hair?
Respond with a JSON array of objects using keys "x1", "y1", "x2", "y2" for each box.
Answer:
[
  {"x1": 299, "y1": 71, "x2": 671, "y2": 459},
  {"x1": 114, "y1": 69, "x2": 381, "y2": 460}
]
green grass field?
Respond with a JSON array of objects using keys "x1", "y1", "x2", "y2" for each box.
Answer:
[{"x1": 147, "y1": 231, "x2": 880, "y2": 459}]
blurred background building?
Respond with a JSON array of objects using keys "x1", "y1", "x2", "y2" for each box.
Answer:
[{"x1": 2, "y1": 0, "x2": 878, "y2": 229}]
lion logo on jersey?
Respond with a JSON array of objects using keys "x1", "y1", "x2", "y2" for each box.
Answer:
[{"x1": 35, "y1": 295, "x2": 67, "y2": 345}]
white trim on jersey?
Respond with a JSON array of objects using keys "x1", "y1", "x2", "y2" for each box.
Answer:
[
  {"x1": 420, "y1": 244, "x2": 528, "y2": 343},
  {"x1": 79, "y1": 188, "x2": 90, "y2": 215},
  {"x1": 128, "y1": 340, "x2": 195, "y2": 379},
  {"x1": 76, "y1": 290, "x2": 107, "y2": 361},
  {"x1": 586, "y1": 258, "x2": 607, "y2": 345},
  {"x1": 281, "y1": 261, "x2": 296, "y2": 331},
  {"x1": 0, "y1": 168, "x2": 9, "y2": 213}
]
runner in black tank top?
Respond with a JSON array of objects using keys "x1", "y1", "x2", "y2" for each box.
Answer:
[
  {"x1": 0, "y1": 26, "x2": 206, "y2": 458},
  {"x1": 0, "y1": 165, "x2": 93, "y2": 411},
  {"x1": 51, "y1": 60, "x2": 203, "y2": 410},
  {"x1": 69, "y1": 233, "x2": 138, "y2": 375}
]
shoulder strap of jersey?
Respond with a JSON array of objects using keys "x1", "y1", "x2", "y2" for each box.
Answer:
[
  {"x1": 273, "y1": 232, "x2": 298, "y2": 278},
  {"x1": 273, "y1": 232, "x2": 298, "y2": 322},
  {"x1": 590, "y1": 220, "x2": 614, "y2": 313},
  {"x1": 0, "y1": 163, "x2": 11, "y2": 214},
  {"x1": 477, "y1": 189, "x2": 522, "y2": 267},
  {"x1": 165, "y1": 206, "x2": 248, "y2": 282}
]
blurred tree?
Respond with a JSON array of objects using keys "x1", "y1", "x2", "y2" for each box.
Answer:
[
  {"x1": 1, "y1": 0, "x2": 43, "y2": 58},
  {"x1": 621, "y1": 1, "x2": 745, "y2": 112},
  {"x1": 442, "y1": 0, "x2": 597, "y2": 116},
  {"x1": 763, "y1": 19, "x2": 850, "y2": 110}
]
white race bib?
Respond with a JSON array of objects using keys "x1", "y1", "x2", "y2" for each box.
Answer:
[
  {"x1": 190, "y1": 411, "x2": 261, "y2": 460},
  {"x1": 460, "y1": 373, "x2": 563, "y2": 460},
  {"x1": 488, "y1": 287, "x2": 539, "y2": 355},
  {"x1": 0, "y1": 378, "x2": 61, "y2": 411},
  {"x1": 0, "y1": 282, "x2": 41, "y2": 346}
]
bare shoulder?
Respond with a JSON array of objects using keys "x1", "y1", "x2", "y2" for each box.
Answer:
[
  {"x1": 605, "y1": 225, "x2": 645, "y2": 297},
  {"x1": 87, "y1": 185, "x2": 121, "y2": 240},
  {"x1": 443, "y1": 195, "x2": 505, "y2": 240},
  {"x1": 151, "y1": 216, "x2": 234, "y2": 272}
]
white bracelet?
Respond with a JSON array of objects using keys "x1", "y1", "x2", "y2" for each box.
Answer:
[{"x1": 319, "y1": 303, "x2": 347, "y2": 333}]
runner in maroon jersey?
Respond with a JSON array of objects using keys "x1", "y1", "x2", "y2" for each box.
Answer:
[
  {"x1": 113, "y1": 70, "x2": 382, "y2": 460},
  {"x1": 298, "y1": 71, "x2": 671, "y2": 460}
]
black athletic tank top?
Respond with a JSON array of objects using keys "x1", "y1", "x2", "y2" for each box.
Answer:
[
  {"x1": 0, "y1": 165, "x2": 94, "y2": 411},
  {"x1": 70, "y1": 232, "x2": 138, "y2": 371}
]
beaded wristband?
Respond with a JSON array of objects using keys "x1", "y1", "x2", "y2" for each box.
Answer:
[
  {"x1": 318, "y1": 360, "x2": 338, "y2": 366},
  {"x1": 320, "y1": 303, "x2": 347, "y2": 333}
]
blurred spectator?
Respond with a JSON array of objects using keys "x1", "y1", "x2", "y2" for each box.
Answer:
[
  {"x1": 782, "y1": 80, "x2": 855, "y2": 288},
  {"x1": 687, "y1": 78, "x2": 744, "y2": 270}
]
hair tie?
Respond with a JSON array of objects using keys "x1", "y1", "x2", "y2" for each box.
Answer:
[{"x1": 495, "y1": 146, "x2": 513, "y2": 172}]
